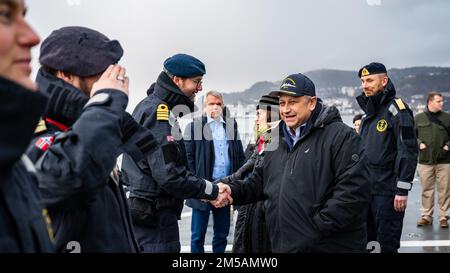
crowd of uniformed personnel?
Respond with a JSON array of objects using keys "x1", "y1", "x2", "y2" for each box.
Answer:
[{"x1": 3, "y1": 0, "x2": 439, "y2": 254}]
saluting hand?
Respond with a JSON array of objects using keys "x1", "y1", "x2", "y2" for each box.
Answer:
[{"x1": 91, "y1": 64, "x2": 129, "y2": 96}]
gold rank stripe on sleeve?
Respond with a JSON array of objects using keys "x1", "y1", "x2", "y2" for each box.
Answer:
[
  {"x1": 42, "y1": 208, "x2": 55, "y2": 242},
  {"x1": 157, "y1": 103, "x2": 169, "y2": 121},
  {"x1": 34, "y1": 118, "x2": 47, "y2": 134},
  {"x1": 394, "y1": 98, "x2": 406, "y2": 110}
]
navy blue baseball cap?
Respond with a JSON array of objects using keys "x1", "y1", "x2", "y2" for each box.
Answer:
[
  {"x1": 39, "y1": 26, "x2": 123, "y2": 77},
  {"x1": 163, "y1": 53, "x2": 206, "y2": 78},
  {"x1": 270, "y1": 73, "x2": 316, "y2": 97},
  {"x1": 358, "y1": 62, "x2": 387, "y2": 78}
]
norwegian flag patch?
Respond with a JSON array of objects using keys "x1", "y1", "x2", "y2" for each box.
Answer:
[
  {"x1": 35, "y1": 136, "x2": 55, "y2": 151},
  {"x1": 166, "y1": 135, "x2": 175, "y2": 143}
]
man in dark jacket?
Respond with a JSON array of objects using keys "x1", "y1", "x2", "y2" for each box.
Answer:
[
  {"x1": 120, "y1": 54, "x2": 224, "y2": 253},
  {"x1": 214, "y1": 73, "x2": 371, "y2": 253},
  {"x1": 0, "y1": 0, "x2": 54, "y2": 252},
  {"x1": 356, "y1": 62, "x2": 418, "y2": 253},
  {"x1": 184, "y1": 91, "x2": 245, "y2": 253},
  {"x1": 26, "y1": 26, "x2": 158, "y2": 253},
  {"x1": 415, "y1": 92, "x2": 450, "y2": 228}
]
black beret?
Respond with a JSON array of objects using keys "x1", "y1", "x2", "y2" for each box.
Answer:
[
  {"x1": 39, "y1": 26, "x2": 123, "y2": 77},
  {"x1": 163, "y1": 54, "x2": 205, "y2": 78},
  {"x1": 358, "y1": 62, "x2": 387, "y2": 78},
  {"x1": 270, "y1": 73, "x2": 315, "y2": 97}
]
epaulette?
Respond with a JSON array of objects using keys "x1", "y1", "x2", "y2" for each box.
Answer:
[
  {"x1": 394, "y1": 98, "x2": 406, "y2": 110},
  {"x1": 34, "y1": 118, "x2": 47, "y2": 134},
  {"x1": 389, "y1": 98, "x2": 408, "y2": 116},
  {"x1": 156, "y1": 104, "x2": 169, "y2": 121}
]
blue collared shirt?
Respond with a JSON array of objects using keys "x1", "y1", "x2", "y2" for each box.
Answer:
[
  {"x1": 207, "y1": 115, "x2": 231, "y2": 180},
  {"x1": 286, "y1": 123, "x2": 307, "y2": 147}
]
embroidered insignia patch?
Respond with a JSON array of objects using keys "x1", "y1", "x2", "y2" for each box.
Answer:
[
  {"x1": 376, "y1": 119, "x2": 388, "y2": 132},
  {"x1": 35, "y1": 136, "x2": 55, "y2": 151},
  {"x1": 361, "y1": 68, "x2": 370, "y2": 77}
]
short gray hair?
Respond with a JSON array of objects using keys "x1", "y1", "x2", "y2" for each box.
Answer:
[{"x1": 205, "y1": 90, "x2": 224, "y2": 105}]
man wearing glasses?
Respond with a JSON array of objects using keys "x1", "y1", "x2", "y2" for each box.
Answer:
[{"x1": 121, "y1": 54, "x2": 228, "y2": 252}]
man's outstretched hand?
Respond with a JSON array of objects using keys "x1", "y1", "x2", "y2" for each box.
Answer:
[{"x1": 211, "y1": 183, "x2": 233, "y2": 208}]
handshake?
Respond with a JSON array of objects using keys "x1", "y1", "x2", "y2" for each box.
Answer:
[{"x1": 209, "y1": 182, "x2": 233, "y2": 208}]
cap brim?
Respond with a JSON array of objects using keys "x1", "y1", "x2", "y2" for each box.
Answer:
[{"x1": 269, "y1": 90, "x2": 302, "y2": 97}]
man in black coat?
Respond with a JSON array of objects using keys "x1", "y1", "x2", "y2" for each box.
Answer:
[
  {"x1": 0, "y1": 0, "x2": 54, "y2": 252},
  {"x1": 214, "y1": 73, "x2": 371, "y2": 253},
  {"x1": 120, "y1": 54, "x2": 225, "y2": 253},
  {"x1": 184, "y1": 91, "x2": 245, "y2": 253},
  {"x1": 356, "y1": 62, "x2": 418, "y2": 253}
]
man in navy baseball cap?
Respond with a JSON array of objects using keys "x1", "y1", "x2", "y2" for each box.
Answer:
[
  {"x1": 270, "y1": 73, "x2": 315, "y2": 97},
  {"x1": 269, "y1": 73, "x2": 317, "y2": 136}
]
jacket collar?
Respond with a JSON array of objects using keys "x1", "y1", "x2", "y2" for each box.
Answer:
[
  {"x1": 206, "y1": 114, "x2": 225, "y2": 124},
  {"x1": 153, "y1": 72, "x2": 196, "y2": 112},
  {"x1": 0, "y1": 76, "x2": 48, "y2": 170},
  {"x1": 356, "y1": 79, "x2": 396, "y2": 116},
  {"x1": 282, "y1": 100, "x2": 324, "y2": 150},
  {"x1": 36, "y1": 68, "x2": 89, "y2": 127}
]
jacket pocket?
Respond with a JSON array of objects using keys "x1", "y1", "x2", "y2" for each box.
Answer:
[
  {"x1": 128, "y1": 197, "x2": 158, "y2": 228},
  {"x1": 416, "y1": 122, "x2": 432, "y2": 144},
  {"x1": 419, "y1": 145, "x2": 432, "y2": 163},
  {"x1": 437, "y1": 146, "x2": 450, "y2": 162}
]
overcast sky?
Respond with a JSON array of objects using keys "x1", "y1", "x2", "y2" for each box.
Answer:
[{"x1": 27, "y1": 0, "x2": 450, "y2": 109}]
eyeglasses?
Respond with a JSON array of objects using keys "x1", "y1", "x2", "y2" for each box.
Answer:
[{"x1": 190, "y1": 78, "x2": 203, "y2": 86}]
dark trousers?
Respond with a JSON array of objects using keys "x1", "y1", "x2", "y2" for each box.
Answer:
[
  {"x1": 190, "y1": 204, "x2": 230, "y2": 253},
  {"x1": 367, "y1": 195, "x2": 405, "y2": 253},
  {"x1": 133, "y1": 210, "x2": 180, "y2": 253}
]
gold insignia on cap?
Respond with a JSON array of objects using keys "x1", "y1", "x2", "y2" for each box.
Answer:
[
  {"x1": 361, "y1": 68, "x2": 370, "y2": 77},
  {"x1": 280, "y1": 78, "x2": 297, "y2": 90},
  {"x1": 394, "y1": 98, "x2": 406, "y2": 110},
  {"x1": 157, "y1": 104, "x2": 169, "y2": 121},
  {"x1": 376, "y1": 119, "x2": 388, "y2": 132},
  {"x1": 34, "y1": 118, "x2": 47, "y2": 134}
]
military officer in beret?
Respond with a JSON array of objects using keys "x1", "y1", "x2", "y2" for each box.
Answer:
[
  {"x1": 356, "y1": 62, "x2": 419, "y2": 253},
  {"x1": 121, "y1": 53, "x2": 227, "y2": 253},
  {"x1": 27, "y1": 26, "x2": 159, "y2": 252}
]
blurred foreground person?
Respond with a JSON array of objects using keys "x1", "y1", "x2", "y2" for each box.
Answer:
[{"x1": 0, "y1": 0, "x2": 54, "y2": 252}]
